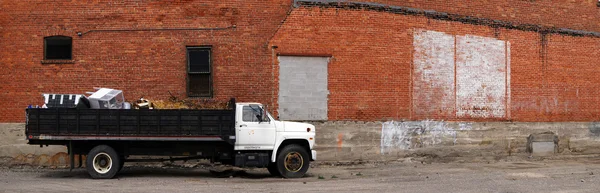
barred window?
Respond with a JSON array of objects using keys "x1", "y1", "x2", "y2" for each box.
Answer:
[{"x1": 186, "y1": 47, "x2": 212, "y2": 97}]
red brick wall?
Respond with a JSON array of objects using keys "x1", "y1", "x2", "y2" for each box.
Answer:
[
  {"x1": 2, "y1": 0, "x2": 600, "y2": 122},
  {"x1": 345, "y1": 0, "x2": 600, "y2": 32},
  {"x1": 270, "y1": 6, "x2": 600, "y2": 121},
  {"x1": 0, "y1": 0, "x2": 292, "y2": 122}
]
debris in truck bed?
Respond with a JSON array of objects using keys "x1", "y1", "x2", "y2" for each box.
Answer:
[
  {"x1": 42, "y1": 94, "x2": 84, "y2": 108},
  {"x1": 133, "y1": 98, "x2": 154, "y2": 109},
  {"x1": 152, "y1": 99, "x2": 230, "y2": 109},
  {"x1": 87, "y1": 88, "x2": 126, "y2": 109},
  {"x1": 182, "y1": 99, "x2": 230, "y2": 110},
  {"x1": 134, "y1": 94, "x2": 230, "y2": 110},
  {"x1": 152, "y1": 100, "x2": 188, "y2": 109}
]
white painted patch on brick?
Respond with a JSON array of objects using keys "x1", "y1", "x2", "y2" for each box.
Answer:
[
  {"x1": 456, "y1": 35, "x2": 508, "y2": 118},
  {"x1": 506, "y1": 41, "x2": 511, "y2": 119},
  {"x1": 380, "y1": 120, "x2": 471, "y2": 153},
  {"x1": 412, "y1": 29, "x2": 455, "y2": 117}
]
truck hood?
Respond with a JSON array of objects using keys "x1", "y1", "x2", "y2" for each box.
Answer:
[{"x1": 280, "y1": 121, "x2": 315, "y2": 132}]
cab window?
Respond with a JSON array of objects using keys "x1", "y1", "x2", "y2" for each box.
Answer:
[{"x1": 242, "y1": 106, "x2": 261, "y2": 122}]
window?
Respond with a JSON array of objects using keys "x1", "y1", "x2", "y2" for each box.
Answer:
[
  {"x1": 243, "y1": 105, "x2": 269, "y2": 122},
  {"x1": 44, "y1": 36, "x2": 72, "y2": 60},
  {"x1": 187, "y1": 47, "x2": 212, "y2": 97}
]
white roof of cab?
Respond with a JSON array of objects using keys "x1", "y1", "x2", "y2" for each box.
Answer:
[{"x1": 237, "y1": 102, "x2": 263, "y2": 106}]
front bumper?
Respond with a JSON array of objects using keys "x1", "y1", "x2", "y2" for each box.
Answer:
[{"x1": 311, "y1": 150, "x2": 317, "y2": 161}]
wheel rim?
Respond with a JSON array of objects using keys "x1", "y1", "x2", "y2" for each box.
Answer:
[
  {"x1": 93, "y1": 152, "x2": 112, "y2": 174},
  {"x1": 284, "y1": 152, "x2": 303, "y2": 172}
]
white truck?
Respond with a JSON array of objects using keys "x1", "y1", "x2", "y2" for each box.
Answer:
[{"x1": 26, "y1": 98, "x2": 316, "y2": 179}]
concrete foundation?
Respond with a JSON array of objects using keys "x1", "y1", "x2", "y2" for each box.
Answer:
[
  {"x1": 3, "y1": 121, "x2": 600, "y2": 166},
  {"x1": 312, "y1": 121, "x2": 600, "y2": 161},
  {"x1": 0, "y1": 123, "x2": 67, "y2": 166}
]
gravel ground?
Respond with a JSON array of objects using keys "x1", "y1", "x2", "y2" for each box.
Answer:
[{"x1": 2, "y1": 157, "x2": 600, "y2": 193}]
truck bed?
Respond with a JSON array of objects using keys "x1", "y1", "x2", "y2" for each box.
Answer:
[{"x1": 26, "y1": 107, "x2": 236, "y2": 144}]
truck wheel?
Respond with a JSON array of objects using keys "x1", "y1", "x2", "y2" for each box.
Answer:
[
  {"x1": 86, "y1": 145, "x2": 121, "y2": 179},
  {"x1": 118, "y1": 156, "x2": 125, "y2": 172},
  {"x1": 276, "y1": 145, "x2": 309, "y2": 178},
  {"x1": 267, "y1": 163, "x2": 281, "y2": 177}
]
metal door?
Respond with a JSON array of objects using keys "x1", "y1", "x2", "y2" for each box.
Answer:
[{"x1": 278, "y1": 56, "x2": 329, "y2": 120}]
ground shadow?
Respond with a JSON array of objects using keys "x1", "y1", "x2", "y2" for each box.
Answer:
[{"x1": 38, "y1": 167, "x2": 277, "y2": 179}]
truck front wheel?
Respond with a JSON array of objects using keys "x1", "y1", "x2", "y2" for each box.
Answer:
[
  {"x1": 86, "y1": 145, "x2": 121, "y2": 179},
  {"x1": 276, "y1": 145, "x2": 309, "y2": 178},
  {"x1": 267, "y1": 163, "x2": 281, "y2": 177}
]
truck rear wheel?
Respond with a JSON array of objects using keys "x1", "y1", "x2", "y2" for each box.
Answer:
[
  {"x1": 276, "y1": 145, "x2": 309, "y2": 178},
  {"x1": 86, "y1": 145, "x2": 121, "y2": 179},
  {"x1": 118, "y1": 156, "x2": 125, "y2": 172}
]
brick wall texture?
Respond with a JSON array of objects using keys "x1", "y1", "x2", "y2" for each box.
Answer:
[{"x1": 2, "y1": 0, "x2": 600, "y2": 122}]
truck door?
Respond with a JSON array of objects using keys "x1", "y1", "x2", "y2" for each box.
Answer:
[{"x1": 235, "y1": 105, "x2": 276, "y2": 150}]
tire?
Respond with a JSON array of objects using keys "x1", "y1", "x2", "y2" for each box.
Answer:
[
  {"x1": 86, "y1": 145, "x2": 121, "y2": 179},
  {"x1": 118, "y1": 156, "x2": 126, "y2": 172},
  {"x1": 267, "y1": 162, "x2": 281, "y2": 177},
  {"x1": 276, "y1": 145, "x2": 310, "y2": 178}
]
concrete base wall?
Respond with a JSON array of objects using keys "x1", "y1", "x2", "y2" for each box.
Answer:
[
  {"x1": 3, "y1": 121, "x2": 600, "y2": 166},
  {"x1": 0, "y1": 123, "x2": 67, "y2": 166},
  {"x1": 313, "y1": 121, "x2": 600, "y2": 161}
]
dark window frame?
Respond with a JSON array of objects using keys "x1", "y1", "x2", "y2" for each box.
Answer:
[
  {"x1": 44, "y1": 36, "x2": 73, "y2": 60},
  {"x1": 186, "y1": 46, "x2": 213, "y2": 98}
]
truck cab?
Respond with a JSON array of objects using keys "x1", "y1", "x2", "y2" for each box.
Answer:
[{"x1": 234, "y1": 103, "x2": 316, "y2": 178}]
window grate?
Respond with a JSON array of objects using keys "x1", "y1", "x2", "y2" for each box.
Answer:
[{"x1": 186, "y1": 47, "x2": 212, "y2": 97}]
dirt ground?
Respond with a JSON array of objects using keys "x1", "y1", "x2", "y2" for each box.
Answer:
[{"x1": 2, "y1": 156, "x2": 600, "y2": 193}]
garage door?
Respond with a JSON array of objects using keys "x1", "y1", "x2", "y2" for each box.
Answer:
[{"x1": 278, "y1": 56, "x2": 329, "y2": 121}]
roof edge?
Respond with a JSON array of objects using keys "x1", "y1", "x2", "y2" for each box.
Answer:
[{"x1": 293, "y1": 0, "x2": 600, "y2": 38}]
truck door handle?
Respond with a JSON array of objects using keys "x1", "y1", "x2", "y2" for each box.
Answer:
[{"x1": 240, "y1": 124, "x2": 247, "y2": 127}]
